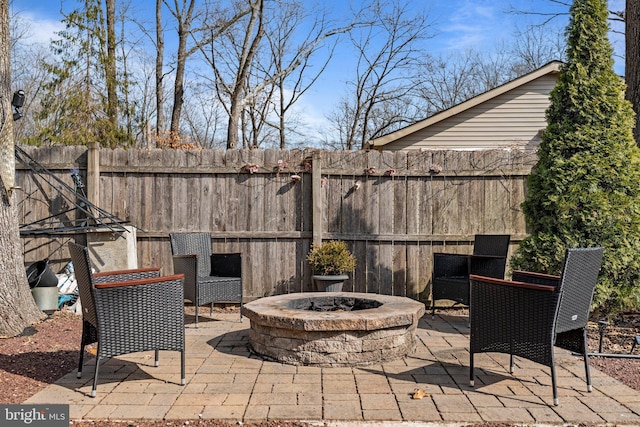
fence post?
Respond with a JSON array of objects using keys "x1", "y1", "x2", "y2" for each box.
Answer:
[
  {"x1": 312, "y1": 152, "x2": 322, "y2": 245},
  {"x1": 86, "y1": 142, "x2": 100, "y2": 208}
]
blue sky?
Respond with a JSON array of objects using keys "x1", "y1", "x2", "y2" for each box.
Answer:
[
  {"x1": 14, "y1": 0, "x2": 626, "y2": 56},
  {"x1": 10, "y1": 0, "x2": 626, "y2": 141}
]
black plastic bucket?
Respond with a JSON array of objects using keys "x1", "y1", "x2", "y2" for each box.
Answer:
[{"x1": 26, "y1": 259, "x2": 58, "y2": 289}]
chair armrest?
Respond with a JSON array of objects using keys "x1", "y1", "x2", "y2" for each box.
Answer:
[
  {"x1": 93, "y1": 267, "x2": 161, "y2": 284},
  {"x1": 469, "y1": 274, "x2": 561, "y2": 351},
  {"x1": 92, "y1": 274, "x2": 185, "y2": 335},
  {"x1": 94, "y1": 274, "x2": 184, "y2": 289},
  {"x1": 433, "y1": 253, "x2": 470, "y2": 278},
  {"x1": 172, "y1": 254, "x2": 197, "y2": 285},
  {"x1": 469, "y1": 274, "x2": 556, "y2": 292},
  {"x1": 512, "y1": 270, "x2": 561, "y2": 287}
]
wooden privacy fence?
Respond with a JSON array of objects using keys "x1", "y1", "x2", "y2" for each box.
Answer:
[{"x1": 17, "y1": 145, "x2": 538, "y2": 303}]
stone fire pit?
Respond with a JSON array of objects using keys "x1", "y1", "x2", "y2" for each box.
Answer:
[{"x1": 241, "y1": 292, "x2": 425, "y2": 367}]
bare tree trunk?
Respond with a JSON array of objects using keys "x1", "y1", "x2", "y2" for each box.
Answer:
[
  {"x1": 120, "y1": 12, "x2": 133, "y2": 139},
  {"x1": 627, "y1": 1, "x2": 640, "y2": 145},
  {"x1": 278, "y1": 78, "x2": 285, "y2": 149},
  {"x1": 328, "y1": 0, "x2": 430, "y2": 150},
  {"x1": 226, "y1": 0, "x2": 264, "y2": 149},
  {"x1": 169, "y1": 0, "x2": 196, "y2": 136},
  {"x1": 155, "y1": 0, "x2": 164, "y2": 134},
  {"x1": 105, "y1": 0, "x2": 118, "y2": 127},
  {"x1": 0, "y1": 0, "x2": 45, "y2": 337}
]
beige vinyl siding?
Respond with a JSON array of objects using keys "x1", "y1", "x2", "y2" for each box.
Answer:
[{"x1": 384, "y1": 74, "x2": 557, "y2": 151}]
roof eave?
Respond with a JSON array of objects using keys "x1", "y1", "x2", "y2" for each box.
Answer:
[{"x1": 367, "y1": 60, "x2": 562, "y2": 149}]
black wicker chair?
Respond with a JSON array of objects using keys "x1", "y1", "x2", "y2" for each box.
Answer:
[
  {"x1": 169, "y1": 232, "x2": 242, "y2": 326},
  {"x1": 469, "y1": 247, "x2": 604, "y2": 406},
  {"x1": 69, "y1": 242, "x2": 185, "y2": 397},
  {"x1": 431, "y1": 234, "x2": 510, "y2": 317}
]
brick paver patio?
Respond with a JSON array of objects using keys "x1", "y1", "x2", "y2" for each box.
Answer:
[{"x1": 26, "y1": 310, "x2": 640, "y2": 425}]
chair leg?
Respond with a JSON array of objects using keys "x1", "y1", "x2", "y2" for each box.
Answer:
[
  {"x1": 91, "y1": 354, "x2": 101, "y2": 398},
  {"x1": 469, "y1": 352, "x2": 475, "y2": 386},
  {"x1": 509, "y1": 354, "x2": 515, "y2": 374},
  {"x1": 210, "y1": 302, "x2": 214, "y2": 317},
  {"x1": 181, "y1": 350, "x2": 186, "y2": 386},
  {"x1": 582, "y1": 329, "x2": 593, "y2": 392},
  {"x1": 550, "y1": 353, "x2": 558, "y2": 406},
  {"x1": 77, "y1": 350, "x2": 84, "y2": 379},
  {"x1": 431, "y1": 300, "x2": 436, "y2": 319},
  {"x1": 77, "y1": 322, "x2": 89, "y2": 378},
  {"x1": 195, "y1": 304, "x2": 199, "y2": 328},
  {"x1": 155, "y1": 349, "x2": 160, "y2": 367}
]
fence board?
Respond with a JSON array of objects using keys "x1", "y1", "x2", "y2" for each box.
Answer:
[
  {"x1": 392, "y1": 243, "x2": 407, "y2": 297},
  {"x1": 365, "y1": 176, "x2": 380, "y2": 234},
  {"x1": 324, "y1": 174, "x2": 338, "y2": 233},
  {"x1": 17, "y1": 146, "x2": 536, "y2": 303},
  {"x1": 378, "y1": 241, "x2": 394, "y2": 295}
]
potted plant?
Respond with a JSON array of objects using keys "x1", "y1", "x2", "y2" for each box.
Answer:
[{"x1": 307, "y1": 240, "x2": 356, "y2": 292}]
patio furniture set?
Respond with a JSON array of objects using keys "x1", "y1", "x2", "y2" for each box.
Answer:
[{"x1": 68, "y1": 233, "x2": 604, "y2": 406}]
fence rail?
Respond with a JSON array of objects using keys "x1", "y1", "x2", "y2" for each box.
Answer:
[{"x1": 17, "y1": 145, "x2": 538, "y2": 302}]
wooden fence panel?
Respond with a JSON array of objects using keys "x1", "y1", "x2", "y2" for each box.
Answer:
[
  {"x1": 392, "y1": 243, "x2": 407, "y2": 297},
  {"x1": 378, "y1": 241, "x2": 394, "y2": 295},
  {"x1": 17, "y1": 146, "x2": 537, "y2": 303}
]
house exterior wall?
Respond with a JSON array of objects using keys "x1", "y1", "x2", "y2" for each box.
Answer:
[{"x1": 381, "y1": 74, "x2": 558, "y2": 151}]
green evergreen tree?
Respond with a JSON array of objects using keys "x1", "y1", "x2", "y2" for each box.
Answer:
[
  {"x1": 26, "y1": 0, "x2": 131, "y2": 147},
  {"x1": 511, "y1": 0, "x2": 640, "y2": 317}
]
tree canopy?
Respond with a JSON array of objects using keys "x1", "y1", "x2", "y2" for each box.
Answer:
[
  {"x1": 11, "y1": 0, "x2": 570, "y2": 150},
  {"x1": 512, "y1": 0, "x2": 640, "y2": 317}
]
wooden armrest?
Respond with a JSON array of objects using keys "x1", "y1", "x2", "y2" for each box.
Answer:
[
  {"x1": 512, "y1": 270, "x2": 560, "y2": 280},
  {"x1": 173, "y1": 254, "x2": 197, "y2": 259},
  {"x1": 93, "y1": 267, "x2": 160, "y2": 278},
  {"x1": 469, "y1": 274, "x2": 556, "y2": 292},
  {"x1": 95, "y1": 274, "x2": 184, "y2": 289}
]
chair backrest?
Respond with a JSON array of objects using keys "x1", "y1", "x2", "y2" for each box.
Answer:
[
  {"x1": 170, "y1": 233, "x2": 212, "y2": 277},
  {"x1": 68, "y1": 242, "x2": 98, "y2": 327},
  {"x1": 473, "y1": 234, "x2": 510, "y2": 257},
  {"x1": 555, "y1": 247, "x2": 604, "y2": 334},
  {"x1": 211, "y1": 253, "x2": 242, "y2": 277}
]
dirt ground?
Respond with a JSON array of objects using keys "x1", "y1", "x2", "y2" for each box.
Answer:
[{"x1": 1, "y1": 308, "x2": 638, "y2": 427}]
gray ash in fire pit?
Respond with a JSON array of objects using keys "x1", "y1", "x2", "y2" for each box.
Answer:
[{"x1": 288, "y1": 296, "x2": 383, "y2": 312}]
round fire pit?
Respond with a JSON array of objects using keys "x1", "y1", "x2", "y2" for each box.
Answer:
[{"x1": 241, "y1": 292, "x2": 425, "y2": 367}]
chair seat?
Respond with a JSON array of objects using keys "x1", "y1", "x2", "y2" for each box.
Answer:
[
  {"x1": 432, "y1": 277, "x2": 470, "y2": 305},
  {"x1": 435, "y1": 276, "x2": 467, "y2": 282},
  {"x1": 198, "y1": 276, "x2": 242, "y2": 301},
  {"x1": 199, "y1": 275, "x2": 242, "y2": 282}
]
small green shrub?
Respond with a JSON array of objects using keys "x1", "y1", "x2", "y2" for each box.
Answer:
[{"x1": 307, "y1": 240, "x2": 356, "y2": 276}]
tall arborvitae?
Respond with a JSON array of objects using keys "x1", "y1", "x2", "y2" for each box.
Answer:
[{"x1": 511, "y1": 0, "x2": 640, "y2": 316}]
